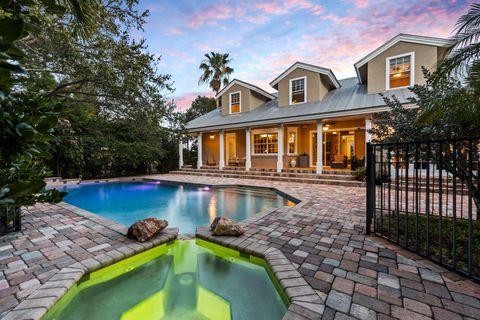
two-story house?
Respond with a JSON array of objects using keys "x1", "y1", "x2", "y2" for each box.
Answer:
[{"x1": 181, "y1": 34, "x2": 451, "y2": 174}]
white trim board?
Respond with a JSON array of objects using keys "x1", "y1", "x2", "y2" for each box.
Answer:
[
  {"x1": 270, "y1": 62, "x2": 341, "y2": 89},
  {"x1": 216, "y1": 79, "x2": 276, "y2": 100}
]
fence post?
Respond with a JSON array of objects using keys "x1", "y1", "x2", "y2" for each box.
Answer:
[{"x1": 366, "y1": 142, "x2": 375, "y2": 235}]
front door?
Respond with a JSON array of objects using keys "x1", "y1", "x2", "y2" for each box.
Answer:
[{"x1": 226, "y1": 133, "x2": 236, "y2": 163}]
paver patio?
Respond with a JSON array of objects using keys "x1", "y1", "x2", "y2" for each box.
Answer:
[{"x1": 1, "y1": 173, "x2": 480, "y2": 319}]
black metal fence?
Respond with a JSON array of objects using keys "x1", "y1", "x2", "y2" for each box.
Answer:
[{"x1": 366, "y1": 138, "x2": 480, "y2": 282}]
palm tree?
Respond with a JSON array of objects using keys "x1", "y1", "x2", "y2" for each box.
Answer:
[
  {"x1": 435, "y1": 3, "x2": 480, "y2": 90},
  {"x1": 198, "y1": 52, "x2": 234, "y2": 94}
]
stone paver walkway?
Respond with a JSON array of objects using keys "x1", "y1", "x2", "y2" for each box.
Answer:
[{"x1": 1, "y1": 173, "x2": 479, "y2": 320}]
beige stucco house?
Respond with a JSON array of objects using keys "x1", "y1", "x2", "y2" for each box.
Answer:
[{"x1": 181, "y1": 34, "x2": 451, "y2": 173}]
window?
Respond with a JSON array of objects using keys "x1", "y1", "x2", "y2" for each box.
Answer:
[
  {"x1": 287, "y1": 127, "x2": 297, "y2": 155},
  {"x1": 253, "y1": 133, "x2": 278, "y2": 154},
  {"x1": 290, "y1": 77, "x2": 306, "y2": 104},
  {"x1": 229, "y1": 91, "x2": 240, "y2": 113},
  {"x1": 387, "y1": 53, "x2": 414, "y2": 90}
]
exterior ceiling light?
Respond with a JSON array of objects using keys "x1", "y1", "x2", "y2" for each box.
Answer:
[{"x1": 210, "y1": 134, "x2": 215, "y2": 139}]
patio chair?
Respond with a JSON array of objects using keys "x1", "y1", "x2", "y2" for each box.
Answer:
[
  {"x1": 331, "y1": 155, "x2": 347, "y2": 169},
  {"x1": 206, "y1": 155, "x2": 216, "y2": 166}
]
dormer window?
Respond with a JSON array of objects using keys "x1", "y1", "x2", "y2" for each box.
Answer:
[
  {"x1": 289, "y1": 77, "x2": 306, "y2": 104},
  {"x1": 387, "y1": 52, "x2": 414, "y2": 90},
  {"x1": 229, "y1": 91, "x2": 241, "y2": 113}
]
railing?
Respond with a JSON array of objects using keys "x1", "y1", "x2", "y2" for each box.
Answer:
[{"x1": 366, "y1": 138, "x2": 480, "y2": 282}]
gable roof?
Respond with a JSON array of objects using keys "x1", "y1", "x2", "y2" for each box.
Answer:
[
  {"x1": 186, "y1": 77, "x2": 414, "y2": 131},
  {"x1": 269, "y1": 62, "x2": 341, "y2": 89},
  {"x1": 215, "y1": 79, "x2": 276, "y2": 100},
  {"x1": 354, "y1": 34, "x2": 452, "y2": 84}
]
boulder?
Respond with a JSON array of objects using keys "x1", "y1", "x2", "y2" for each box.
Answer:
[
  {"x1": 210, "y1": 217, "x2": 244, "y2": 236},
  {"x1": 127, "y1": 218, "x2": 168, "y2": 242}
]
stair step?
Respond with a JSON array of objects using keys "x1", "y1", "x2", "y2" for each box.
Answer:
[
  {"x1": 177, "y1": 168, "x2": 356, "y2": 181},
  {"x1": 169, "y1": 170, "x2": 364, "y2": 187}
]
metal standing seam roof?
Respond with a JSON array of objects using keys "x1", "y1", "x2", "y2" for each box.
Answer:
[{"x1": 186, "y1": 77, "x2": 415, "y2": 132}]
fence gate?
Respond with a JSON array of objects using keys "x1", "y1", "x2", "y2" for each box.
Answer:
[{"x1": 366, "y1": 138, "x2": 480, "y2": 282}]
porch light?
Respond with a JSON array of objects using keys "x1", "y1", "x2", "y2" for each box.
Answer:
[
  {"x1": 210, "y1": 134, "x2": 215, "y2": 139},
  {"x1": 332, "y1": 131, "x2": 337, "y2": 135},
  {"x1": 323, "y1": 127, "x2": 328, "y2": 131}
]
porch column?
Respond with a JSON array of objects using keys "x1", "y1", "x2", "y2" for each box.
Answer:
[
  {"x1": 219, "y1": 130, "x2": 225, "y2": 170},
  {"x1": 197, "y1": 132, "x2": 203, "y2": 168},
  {"x1": 178, "y1": 139, "x2": 183, "y2": 169},
  {"x1": 316, "y1": 120, "x2": 323, "y2": 174},
  {"x1": 277, "y1": 125, "x2": 283, "y2": 173},
  {"x1": 245, "y1": 128, "x2": 251, "y2": 171},
  {"x1": 365, "y1": 118, "x2": 372, "y2": 143}
]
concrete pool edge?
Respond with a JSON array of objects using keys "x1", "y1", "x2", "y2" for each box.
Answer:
[
  {"x1": 196, "y1": 228, "x2": 326, "y2": 319},
  {"x1": 2, "y1": 227, "x2": 179, "y2": 320}
]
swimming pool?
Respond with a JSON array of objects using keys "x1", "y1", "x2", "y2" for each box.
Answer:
[{"x1": 57, "y1": 181, "x2": 295, "y2": 233}]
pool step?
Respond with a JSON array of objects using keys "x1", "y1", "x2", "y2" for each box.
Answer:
[{"x1": 170, "y1": 169, "x2": 364, "y2": 187}]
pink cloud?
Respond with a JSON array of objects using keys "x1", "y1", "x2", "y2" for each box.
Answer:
[
  {"x1": 187, "y1": 4, "x2": 233, "y2": 28},
  {"x1": 255, "y1": 1, "x2": 288, "y2": 14},
  {"x1": 352, "y1": 0, "x2": 369, "y2": 8},
  {"x1": 173, "y1": 91, "x2": 215, "y2": 111},
  {"x1": 255, "y1": 0, "x2": 324, "y2": 16}
]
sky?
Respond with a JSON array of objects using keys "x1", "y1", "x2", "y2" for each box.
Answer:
[{"x1": 134, "y1": 0, "x2": 473, "y2": 110}]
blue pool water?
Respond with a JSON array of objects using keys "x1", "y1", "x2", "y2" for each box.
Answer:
[{"x1": 57, "y1": 181, "x2": 294, "y2": 234}]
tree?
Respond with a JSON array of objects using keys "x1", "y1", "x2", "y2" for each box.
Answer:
[
  {"x1": 198, "y1": 52, "x2": 234, "y2": 94},
  {"x1": 183, "y1": 95, "x2": 217, "y2": 123},
  {"x1": 434, "y1": 3, "x2": 480, "y2": 91},
  {"x1": 0, "y1": 0, "x2": 100, "y2": 232}
]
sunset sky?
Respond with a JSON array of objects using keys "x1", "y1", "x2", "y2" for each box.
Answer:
[{"x1": 135, "y1": 0, "x2": 473, "y2": 110}]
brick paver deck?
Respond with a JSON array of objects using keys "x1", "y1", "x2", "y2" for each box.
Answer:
[{"x1": 1, "y1": 174, "x2": 479, "y2": 320}]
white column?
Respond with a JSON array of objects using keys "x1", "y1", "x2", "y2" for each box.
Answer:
[
  {"x1": 245, "y1": 128, "x2": 251, "y2": 171},
  {"x1": 178, "y1": 139, "x2": 184, "y2": 169},
  {"x1": 219, "y1": 130, "x2": 225, "y2": 170},
  {"x1": 277, "y1": 125, "x2": 283, "y2": 173},
  {"x1": 316, "y1": 120, "x2": 323, "y2": 174},
  {"x1": 365, "y1": 118, "x2": 372, "y2": 143},
  {"x1": 197, "y1": 132, "x2": 203, "y2": 168}
]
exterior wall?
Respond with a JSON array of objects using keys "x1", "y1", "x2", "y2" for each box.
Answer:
[
  {"x1": 354, "y1": 129, "x2": 366, "y2": 160},
  {"x1": 220, "y1": 84, "x2": 269, "y2": 115},
  {"x1": 277, "y1": 68, "x2": 329, "y2": 107},
  {"x1": 367, "y1": 41, "x2": 439, "y2": 94},
  {"x1": 202, "y1": 132, "x2": 219, "y2": 166}
]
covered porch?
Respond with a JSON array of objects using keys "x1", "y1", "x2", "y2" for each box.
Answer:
[{"x1": 179, "y1": 116, "x2": 372, "y2": 174}]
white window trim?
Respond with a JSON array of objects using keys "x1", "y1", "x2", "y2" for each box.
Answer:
[
  {"x1": 289, "y1": 76, "x2": 307, "y2": 105},
  {"x1": 251, "y1": 128, "x2": 278, "y2": 156},
  {"x1": 287, "y1": 127, "x2": 298, "y2": 155},
  {"x1": 229, "y1": 91, "x2": 241, "y2": 114},
  {"x1": 385, "y1": 52, "x2": 415, "y2": 91}
]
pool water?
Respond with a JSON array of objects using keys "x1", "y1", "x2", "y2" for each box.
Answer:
[
  {"x1": 43, "y1": 240, "x2": 288, "y2": 320},
  {"x1": 57, "y1": 181, "x2": 294, "y2": 233}
]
